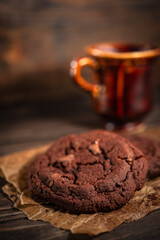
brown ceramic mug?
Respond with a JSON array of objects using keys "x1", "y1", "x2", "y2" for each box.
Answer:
[{"x1": 70, "y1": 42, "x2": 160, "y2": 130}]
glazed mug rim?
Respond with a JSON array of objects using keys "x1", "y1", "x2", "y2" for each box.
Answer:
[{"x1": 85, "y1": 42, "x2": 160, "y2": 60}]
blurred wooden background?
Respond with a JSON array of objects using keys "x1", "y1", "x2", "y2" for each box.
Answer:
[
  {"x1": 0, "y1": 0, "x2": 160, "y2": 105},
  {"x1": 0, "y1": 3, "x2": 160, "y2": 239}
]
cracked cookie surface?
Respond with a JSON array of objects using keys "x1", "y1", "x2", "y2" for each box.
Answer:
[
  {"x1": 28, "y1": 130, "x2": 148, "y2": 214},
  {"x1": 121, "y1": 134, "x2": 160, "y2": 179}
]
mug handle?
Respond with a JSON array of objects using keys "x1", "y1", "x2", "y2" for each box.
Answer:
[{"x1": 70, "y1": 57, "x2": 101, "y2": 98}]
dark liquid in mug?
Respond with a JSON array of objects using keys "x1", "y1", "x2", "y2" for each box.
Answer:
[{"x1": 93, "y1": 61, "x2": 153, "y2": 125}]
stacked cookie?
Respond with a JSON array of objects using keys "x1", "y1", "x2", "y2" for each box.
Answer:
[
  {"x1": 29, "y1": 130, "x2": 159, "y2": 214},
  {"x1": 121, "y1": 134, "x2": 160, "y2": 179}
]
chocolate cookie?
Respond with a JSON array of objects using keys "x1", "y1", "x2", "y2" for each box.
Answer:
[
  {"x1": 28, "y1": 130, "x2": 148, "y2": 214},
  {"x1": 121, "y1": 134, "x2": 160, "y2": 179}
]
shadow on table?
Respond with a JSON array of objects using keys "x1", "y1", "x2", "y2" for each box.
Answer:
[
  {"x1": 67, "y1": 232, "x2": 93, "y2": 240},
  {"x1": 0, "y1": 96, "x2": 103, "y2": 130}
]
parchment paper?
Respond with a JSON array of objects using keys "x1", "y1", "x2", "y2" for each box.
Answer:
[{"x1": 0, "y1": 127, "x2": 160, "y2": 235}]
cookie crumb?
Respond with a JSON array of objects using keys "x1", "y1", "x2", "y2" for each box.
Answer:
[
  {"x1": 88, "y1": 140, "x2": 101, "y2": 155},
  {"x1": 51, "y1": 173, "x2": 61, "y2": 180},
  {"x1": 59, "y1": 154, "x2": 74, "y2": 162},
  {"x1": 126, "y1": 158, "x2": 132, "y2": 165}
]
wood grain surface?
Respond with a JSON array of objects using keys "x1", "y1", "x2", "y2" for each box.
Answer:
[{"x1": 0, "y1": 95, "x2": 160, "y2": 240}]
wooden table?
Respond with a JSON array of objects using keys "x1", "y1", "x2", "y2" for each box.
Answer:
[{"x1": 0, "y1": 97, "x2": 160, "y2": 240}]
